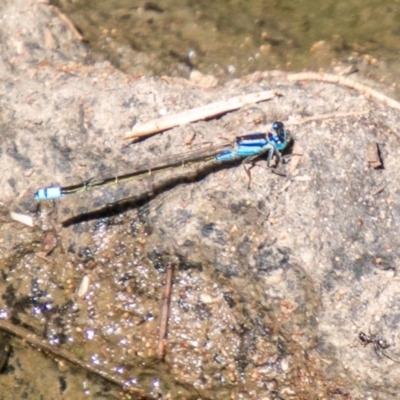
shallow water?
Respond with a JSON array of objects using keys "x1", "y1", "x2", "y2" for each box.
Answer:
[{"x1": 52, "y1": 0, "x2": 400, "y2": 81}]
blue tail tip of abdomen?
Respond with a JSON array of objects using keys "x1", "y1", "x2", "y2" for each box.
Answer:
[{"x1": 34, "y1": 187, "x2": 62, "y2": 200}]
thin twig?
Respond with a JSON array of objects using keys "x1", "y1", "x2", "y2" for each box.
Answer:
[
  {"x1": 157, "y1": 263, "x2": 174, "y2": 360},
  {"x1": 124, "y1": 90, "x2": 279, "y2": 140},
  {"x1": 287, "y1": 72, "x2": 400, "y2": 112},
  {"x1": 0, "y1": 319, "x2": 147, "y2": 397},
  {"x1": 285, "y1": 111, "x2": 368, "y2": 127},
  {"x1": 50, "y1": 5, "x2": 84, "y2": 42}
]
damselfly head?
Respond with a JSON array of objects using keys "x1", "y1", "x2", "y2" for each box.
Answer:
[
  {"x1": 272, "y1": 121, "x2": 284, "y2": 132},
  {"x1": 271, "y1": 121, "x2": 288, "y2": 150}
]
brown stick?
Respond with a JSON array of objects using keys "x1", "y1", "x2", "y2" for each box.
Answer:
[
  {"x1": 285, "y1": 111, "x2": 368, "y2": 127},
  {"x1": 49, "y1": 5, "x2": 85, "y2": 42},
  {"x1": 0, "y1": 319, "x2": 147, "y2": 397},
  {"x1": 157, "y1": 263, "x2": 174, "y2": 360},
  {"x1": 287, "y1": 72, "x2": 400, "y2": 112}
]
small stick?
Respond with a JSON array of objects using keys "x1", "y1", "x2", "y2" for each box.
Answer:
[
  {"x1": 50, "y1": 5, "x2": 85, "y2": 42},
  {"x1": 366, "y1": 142, "x2": 383, "y2": 169},
  {"x1": 157, "y1": 263, "x2": 174, "y2": 360},
  {"x1": 124, "y1": 90, "x2": 279, "y2": 140},
  {"x1": 287, "y1": 72, "x2": 400, "y2": 112},
  {"x1": 285, "y1": 111, "x2": 367, "y2": 127},
  {"x1": 0, "y1": 319, "x2": 146, "y2": 397}
]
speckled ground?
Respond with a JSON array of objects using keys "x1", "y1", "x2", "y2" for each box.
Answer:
[{"x1": 1, "y1": 1, "x2": 400, "y2": 399}]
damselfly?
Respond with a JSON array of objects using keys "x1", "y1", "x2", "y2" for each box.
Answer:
[{"x1": 34, "y1": 122, "x2": 288, "y2": 201}]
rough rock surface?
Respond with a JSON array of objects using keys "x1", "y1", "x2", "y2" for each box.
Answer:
[{"x1": 1, "y1": 0, "x2": 400, "y2": 399}]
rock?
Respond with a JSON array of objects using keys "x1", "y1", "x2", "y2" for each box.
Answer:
[{"x1": 1, "y1": 0, "x2": 400, "y2": 398}]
